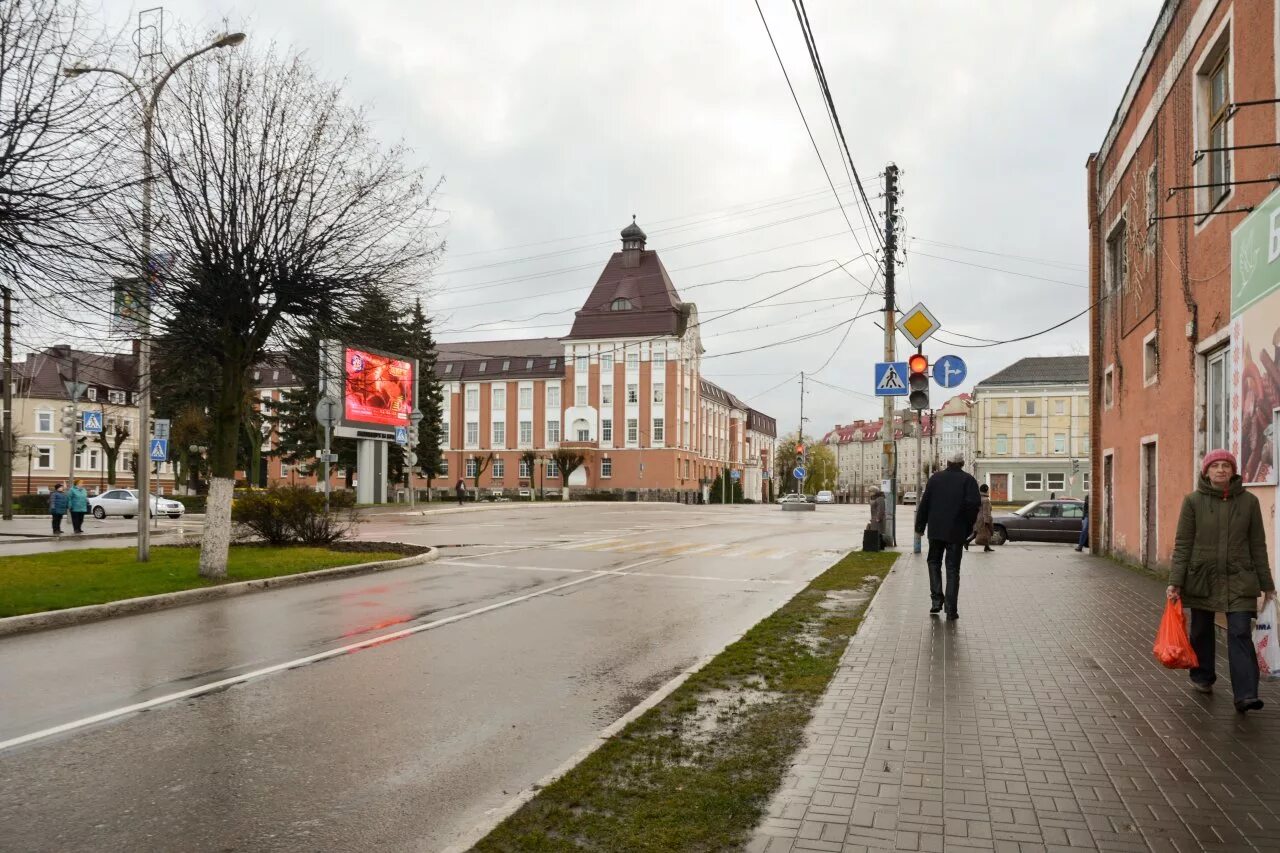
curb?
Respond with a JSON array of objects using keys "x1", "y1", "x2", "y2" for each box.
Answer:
[{"x1": 0, "y1": 547, "x2": 439, "y2": 638}]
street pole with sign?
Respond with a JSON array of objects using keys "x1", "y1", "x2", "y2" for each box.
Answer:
[{"x1": 316, "y1": 397, "x2": 339, "y2": 514}]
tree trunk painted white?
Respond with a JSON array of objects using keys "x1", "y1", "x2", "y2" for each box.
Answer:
[
  {"x1": 561, "y1": 486, "x2": 570, "y2": 501},
  {"x1": 198, "y1": 476, "x2": 235, "y2": 579}
]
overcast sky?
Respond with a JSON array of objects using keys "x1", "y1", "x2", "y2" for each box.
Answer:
[{"x1": 71, "y1": 0, "x2": 1156, "y2": 435}]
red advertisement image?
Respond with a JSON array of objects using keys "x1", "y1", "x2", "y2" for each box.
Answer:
[{"x1": 344, "y1": 348, "x2": 414, "y2": 427}]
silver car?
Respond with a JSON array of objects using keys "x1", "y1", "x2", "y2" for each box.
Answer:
[{"x1": 89, "y1": 489, "x2": 186, "y2": 520}]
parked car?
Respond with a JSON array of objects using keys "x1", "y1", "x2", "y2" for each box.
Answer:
[
  {"x1": 990, "y1": 499, "x2": 1084, "y2": 545},
  {"x1": 902, "y1": 490, "x2": 918, "y2": 504},
  {"x1": 778, "y1": 493, "x2": 807, "y2": 504},
  {"x1": 88, "y1": 489, "x2": 186, "y2": 520},
  {"x1": 815, "y1": 490, "x2": 835, "y2": 504}
]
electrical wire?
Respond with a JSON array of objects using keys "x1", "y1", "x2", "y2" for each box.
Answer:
[
  {"x1": 907, "y1": 248, "x2": 1087, "y2": 289},
  {"x1": 931, "y1": 298, "x2": 1099, "y2": 349},
  {"x1": 909, "y1": 237, "x2": 1086, "y2": 272}
]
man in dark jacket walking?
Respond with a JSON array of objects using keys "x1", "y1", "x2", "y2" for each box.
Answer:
[{"x1": 915, "y1": 452, "x2": 980, "y2": 620}]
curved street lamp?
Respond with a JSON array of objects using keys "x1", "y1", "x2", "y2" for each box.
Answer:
[{"x1": 64, "y1": 32, "x2": 246, "y2": 561}]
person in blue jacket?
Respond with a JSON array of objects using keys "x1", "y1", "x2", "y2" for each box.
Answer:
[
  {"x1": 48, "y1": 483, "x2": 68, "y2": 535},
  {"x1": 67, "y1": 479, "x2": 89, "y2": 534}
]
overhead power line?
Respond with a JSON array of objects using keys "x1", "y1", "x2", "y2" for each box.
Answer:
[
  {"x1": 932, "y1": 298, "x2": 1099, "y2": 349},
  {"x1": 907, "y1": 248, "x2": 1087, "y2": 289}
]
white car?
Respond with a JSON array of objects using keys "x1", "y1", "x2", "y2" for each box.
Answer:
[
  {"x1": 815, "y1": 490, "x2": 835, "y2": 504},
  {"x1": 88, "y1": 489, "x2": 186, "y2": 520},
  {"x1": 778, "y1": 492, "x2": 807, "y2": 504}
]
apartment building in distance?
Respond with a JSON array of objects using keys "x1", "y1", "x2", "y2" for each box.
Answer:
[
  {"x1": 9, "y1": 345, "x2": 176, "y2": 495},
  {"x1": 972, "y1": 357, "x2": 1090, "y2": 503},
  {"x1": 823, "y1": 411, "x2": 936, "y2": 501},
  {"x1": 434, "y1": 221, "x2": 778, "y2": 502}
]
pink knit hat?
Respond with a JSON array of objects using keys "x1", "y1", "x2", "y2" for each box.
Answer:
[{"x1": 1202, "y1": 449, "x2": 1237, "y2": 475}]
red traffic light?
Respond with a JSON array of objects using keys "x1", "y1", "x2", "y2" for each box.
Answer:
[{"x1": 908, "y1": 354, "x2": 928, "y2": 375}]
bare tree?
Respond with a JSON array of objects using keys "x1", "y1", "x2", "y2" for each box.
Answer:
[{"x1": 122, "y1": 45, "x2": 440, "y2": 577}]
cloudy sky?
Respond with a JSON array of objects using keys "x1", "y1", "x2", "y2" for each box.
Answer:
[{"x1": 75, "y1": 0, "x2": 1155, "y2": 435}]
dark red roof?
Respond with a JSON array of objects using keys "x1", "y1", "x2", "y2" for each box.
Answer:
[{"x1": 566, "y1": 250, "x2": 688, "y2": 339}]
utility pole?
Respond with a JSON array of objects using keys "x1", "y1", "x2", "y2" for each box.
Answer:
[
  {"x1": 797, "y1": 371, "x2": 806, "y2": 494},
  {"x1": 2, "y1": 287, "x2": 12, "y2": 519},
  {"x1": 881, "y1": 164, "x2": 899, "y2": 545}
]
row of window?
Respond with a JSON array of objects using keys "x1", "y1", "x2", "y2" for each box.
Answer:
[
  {"x1": 452, "y1": 417, "x2": 664, "y2": 448},
  {"x1": 989, "y1": 397, "x2": 1077, "y2": 418},
  {"x1": 34, "y1": 411, "x2": 134, "y2": 434},
  {"x1": 463, "y1": 382, "x2": 667, "y2": 411},
  {"x1": 991, "y1": 433, "x2": 1089, "y2": 455},
  {"x1": 446, "y1": 457, "x2": 617, "y2": 480},
  {"x1": 24, "y1": 446, "x2": 173, "y2": 475},
  {"x1": 1019, "y1": 472, "x2": 1090, "y2": 493}
]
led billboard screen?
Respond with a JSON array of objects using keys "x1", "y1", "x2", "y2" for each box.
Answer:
[{"x1": 343, "y1": 347, "x2": 414, "y2": 428}]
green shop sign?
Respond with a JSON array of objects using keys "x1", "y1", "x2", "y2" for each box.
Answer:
[{"x1": 1233, "y1": 187, "x2": 1280, "y2": 317}]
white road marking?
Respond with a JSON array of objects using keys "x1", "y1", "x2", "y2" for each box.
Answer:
[
  {"x1": 437, "y1": 559, "x2": 798, "y2": 586},
  {"x1": 0, "y1": 555, "x2": 670, "y2": 754}
]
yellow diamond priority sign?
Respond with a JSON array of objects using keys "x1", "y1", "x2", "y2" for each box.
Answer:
[{"x1": 898, "y1": 301, "x2": 940, "y2": 347}]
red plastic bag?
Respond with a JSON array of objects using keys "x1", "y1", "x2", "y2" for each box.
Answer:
[{"x1": 1153, "y1": 598, "x2": 1198, "y2": 669}]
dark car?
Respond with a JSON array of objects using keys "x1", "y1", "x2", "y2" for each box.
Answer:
[{"x1": 991, "y1": 499, "x2": 1084, "y2": 545}]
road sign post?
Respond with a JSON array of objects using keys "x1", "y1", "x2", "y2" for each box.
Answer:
[{"x1": 315, "y1": 397, "x2": 340, "y2": 514}]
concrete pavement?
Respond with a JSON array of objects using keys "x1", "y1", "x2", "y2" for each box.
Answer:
[
  {"x1": 0, "y1": 502, "x2": 872, "y2": 852},
  {"x1": 750, "y1": 540, "x2": 1280, "y2": 853}
]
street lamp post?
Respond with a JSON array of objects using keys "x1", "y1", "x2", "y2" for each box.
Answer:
[{"x1": 65, "y1": 32, "x2": 246, "y2": 562}]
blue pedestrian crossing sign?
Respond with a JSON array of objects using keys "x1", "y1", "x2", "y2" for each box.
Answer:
[
  {"x1": 730, "y1": 469, "x2": 741, "y2": 481},
  {"x1": 81, "y1": 411, "x2": 103, "y2": 434},
  {"x1": 933, "y1": 354, "x2": 968, "y2": 389},
  {"x1": 793, "y1": 466, "x2": 807, "y2": 480},
  {"x1": 874, "y1": 362, "x2": 909, "y2": 396},
  {"x1": 149, "y1": 438, "x2": 168, "y2": 463},
  {"x1": 394, "y1": 426, "x2": 409, "y2": 446}
]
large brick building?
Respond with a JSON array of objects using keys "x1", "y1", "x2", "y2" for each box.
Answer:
[
  {"x1": 433, "y1": 220, "x2": 778, "y2": 502},
  {"x1": 1087, "y1": 0, "x2": 1280, "y2": 570}
]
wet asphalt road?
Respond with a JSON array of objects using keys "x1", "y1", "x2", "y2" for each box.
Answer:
[{"x1": 0, "y1": 502, "x2": 874, "y2": 852}]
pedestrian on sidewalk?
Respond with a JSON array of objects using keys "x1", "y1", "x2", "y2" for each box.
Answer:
[
  {"x1": 1168, "y1": 449, "x2": 1275, "y2": 713},
  {"x1": 67, "y1": 479, "x2": 89, "y2": 534},
  {"x1": 48, "y1": 483, "x2": 68, "y2": 535},
  {"x1": 915, "y1": 451, "x2": 980, "y2": 620},
  {"x1": 1075, "y1": 494, "x2": 1090, "y2": 552},
  {"x1": 455, "y1": 478, "x2": 466, "y2": 506},
  {"x1": 966, "y1": 483, "x2": 994, "y2": 552},
  {"x1": 868, "y1": 487, "x2": 886, "y2": 548}
]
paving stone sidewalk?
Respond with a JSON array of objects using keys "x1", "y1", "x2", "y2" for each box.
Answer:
[{"x1": 748, "y1": 544, "x2": 1280, "y2": 852}]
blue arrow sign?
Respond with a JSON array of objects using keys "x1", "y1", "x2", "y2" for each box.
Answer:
[
  {"x1": 933, "y1": 354, "x2": 968, "y2": 389},
  {"x1": 81, "y1": 411, "x2": 103, "y2": 434},
  {"x1": 793, "y1": 466, "x2": 807, "y2": 480},
  {"x1": 149, "y1": 438, "x2": 168, "y2": 463},
  {"x1": 394, "y1": 426, "x2": 409, "y2": 446},
  {"x1": 874, "y1": 361, "x2": 909, "y2": 396}
]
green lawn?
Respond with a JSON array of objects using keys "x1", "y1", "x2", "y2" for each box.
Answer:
[
  {"x1": 0, "y1": 546, "x2": 404, "y2": 617},
  {"x1": 474, "y1": 549, "x2": 898, "y2": 853}
]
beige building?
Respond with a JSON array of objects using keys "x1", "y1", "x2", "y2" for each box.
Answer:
[
  {"x1": 10, "y1": 347, "x2": 175, "y2": 495},
  {"x1": 972, "y1": 357, "x2": 1089, "y2": 503}
]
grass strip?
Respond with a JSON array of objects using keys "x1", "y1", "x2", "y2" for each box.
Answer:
[
  {"x1": 0, "y1": 545, "x2": 405, "y2": 617},
  {"x1": 473, "y1": 549, "x2": 899, "y2": 853}
]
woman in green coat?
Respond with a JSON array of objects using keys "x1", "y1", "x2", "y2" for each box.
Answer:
[{"x1": 1168, "y1": 450, "x2": 1276, "y2": 713}]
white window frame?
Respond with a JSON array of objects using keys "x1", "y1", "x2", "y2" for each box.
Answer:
[
  {"x1": 996, "y1": 400, "x2": 1009, "y2": 417},
  {"x1": 653, "y1": 417, "x2": 665, "y2": 444},
  {"x1": 492, "y1": 458, "x2": 505, "y2": 480},
  {"x1": 1024, "y1": 472, "x2": 1043, "y2": 492},
  {"x1": 626, "y1": 384, "x2": 639, "y2": 404},
  {"x1": 1047, "y1": 473, "x2": 1066, "y2": 493},
  {"x1": 626, "y1": 351, "x2": 639, "y2": 370},
  {"x1": 602, "y1": 385, "x2": 613, "y2": 405},
  {"x1": 519, "y1": 459, "x2": 531, "y2": 479},
  {"x1": 492, "y1": 386, "x2": 506, "y2": 411},
  {"x1": 519, "y1": 420, "x2": 533, "y2": 447},
  {"x1": 1104, "y1": 365, "x2": 1115, "y2": 410},
  {"x1": 1194, "y1": 20, "x2": 1233, "y2": 221},
  {"x1": 36, "y1": 446, "x2": 54, "y2": 469},
  {"x1": 601, "y1": 418, "x2": 613, "y2": 443},
  {"x1": 575, "y1": 355, "x2": 589, "y2": 372},
  {"x1": 576, "y1": 384, "x2": 588, "y2": 406},
  {"x1": 465, "y1": 387, "x2": 480, "y2": 411},
  {"x1": 86, "y1": 387, "x2": 97, "y2": 402},
  {"x1": 1024, "y1": 399, "x2": 1036, "y2": 416},
  {"x1": 1054, "y1": 399, "x2": 1065, "y2": 416},
  {"x1": 107, "y1": 389, "x2": 126, "y2": 405},
  {"x1": 1024, "y1": 434, "x2": 1036, "y2": 455},
  {"x1": 1143, "y1": 330, "x2": 1159, "y2": 387},
  {"x1": 652, "y1": 349, "x2": 666, "y2": 367},
  {"x1": 547, "y1": 420, "x2": 561, "y2": 444},
  {"x1": 995, "y1": 434, "x2": 1008, "y2": 455},
  {"x1": 1204, "y1": 344, "x2": 1230, "y2": 455},
  {"x1": 653, "y1": 382, "x2": 664, "y2": 404},
  {"x1": 36, "y1": 410, "x2": 52, "y2": 433},
  {"x1": 1054, "y1": 433, "x2": 1066, "y2": 454},
  {"x1": 465, "y1": 457, "x2": 478, "y2": 478},
  {"x1": 601, "y1": 457, "x2": 612, "y2": 478},
  {"x1": 600, "y1": 352, "x2": 613, "y2": 371},
  {"x1": 465, "y1": 421, "x2": 479, "y2": 448},
  {"x1": 626, "y1": 418, "x2": 639, "y2": 446},
  {"x1": 518, "y1": 386, "x2": 533, "y2": 410},
  {"x1": 546, "y1": 385, "x2": 559, "y2": 410},
  {"x1": 546, "y1": 459, "x2": 560, "y2": 478},
  {"x1": 492, "y1": 420, "x2": 506, "y2": 447}
]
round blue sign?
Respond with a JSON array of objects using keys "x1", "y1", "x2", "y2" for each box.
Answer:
[
  {"x1": 932, "y1": 354, "x2": 968, "y2": 389},
  {"x1": 793, "y1": 466, "x2": 806, "y2": 480},
  {"x1": 730, "y1": 469, "x2": 741, "y2": 481}
]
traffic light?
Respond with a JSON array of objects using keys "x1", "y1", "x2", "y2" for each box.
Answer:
[
  {"x1": 60, "y1": 405, "x2": 76, "y2": 437},
  {"x1": 908, "y1": 353, "x2": 929, "y2": 411}
]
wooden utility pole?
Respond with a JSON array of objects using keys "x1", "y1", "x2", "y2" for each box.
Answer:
[
  {"x1": 2, "y1": 287, "x2": 12, "y2": 519},
  {"x1": 881, "y1": 164, "x2": 899, "y2": 545}
]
